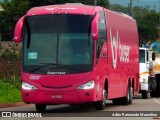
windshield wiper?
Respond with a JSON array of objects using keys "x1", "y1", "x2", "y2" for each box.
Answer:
[
  {"x1": 30, "y1": 63, "x2": 86, "y2": 73},
  {"x1": 49, "y1": 63, "x2": 87, "y2": 72},
  {"x1": 30, "y1": 63, "x2": 56, "y2": 73}
]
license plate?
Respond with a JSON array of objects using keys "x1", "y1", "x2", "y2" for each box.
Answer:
[{"x1": 51, "y1": 95, "x2": 63, "y2": 98}]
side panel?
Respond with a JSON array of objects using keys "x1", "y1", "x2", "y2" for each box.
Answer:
[
  {"x1": 18, "y1": 4, "x2": 139, "y2": 105},
  {"x1": 104, "y1": 10, "x2": 139, "y2": 99}
]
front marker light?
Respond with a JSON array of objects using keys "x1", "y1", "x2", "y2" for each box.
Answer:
[
  {"x1": 22, "y1": 82, "x2": 37, "y2": 90},
  {"x1": 77, "y1": 80, "x2": 94, "y2": 90}
]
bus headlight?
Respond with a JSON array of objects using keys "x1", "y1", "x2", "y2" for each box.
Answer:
[
  {"x1": 22, "y1": 82, "x2": 37, "y2": 90},
  {"x1": 77, "y1": 80, "x2": 94, "y2": 90}
]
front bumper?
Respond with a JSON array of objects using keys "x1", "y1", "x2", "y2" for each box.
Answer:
[{"x1": 22, "y1": 89, "x2": 96, "y2": 104}]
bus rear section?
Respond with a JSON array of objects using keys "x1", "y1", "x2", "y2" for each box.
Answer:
[
  {"x1": 102, "y1": 9, "x2": 139, "y2": 105},
  {"x1": 14, "y1": 4, "x2": 139, "y2": 111}
]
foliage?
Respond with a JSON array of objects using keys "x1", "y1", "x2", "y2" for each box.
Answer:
[
  {"x1": 109, "y1": 4, "x2": 160, "y2": 44},
  {"x1": 0, "y1": 43, "x2": 21, "y2": 104},
  {"x1": 0, "y1": 80, "x2": 21, "y2": 103},
  {"x1": 0, "y1": 0, "x2": 159, "y2": 43},
  {"x1": 28, "y1": 0, "x2": 110, "y2": 8},
  {"x1": 109, "y1": 4, "x2": 128, "y2": 14},
  {"x1": 133, "y1": 6, "x2": 150, "y2": 21},
  {"x1": 0, "y1": 42, "x2": 21, "y2": 60},
  {"x1": 0, "y1": 0, "x2": 30, "y2": 31},
  {"x1": 0, "y1": 42, "x2": 21, "y2": 80},
  {"x1": 142, "y1": 13, "x2": 159, "y2": 25},
  {"x1": 138, "y1": 20, "x2": 159, "y2": 43},
  {"x1": 0, "y1": 59, "x2": 21, "y2": 80},
  {"x1": 0, "y1": 0, "x2": 109, "y2": 33},
  {"x1": 138, "y1": 13, "x2": 159, "y2": 43}
]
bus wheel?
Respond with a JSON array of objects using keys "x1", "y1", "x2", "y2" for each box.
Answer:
[
  {"x1": 94, "y1": 88, "x2": 107, "y2": 110},
  {"x1": 122, "y1": 84, "x2": 132, "y2": 105},
  {"x1": 151, "y1": 75, "x2": 160, "y2": 97},
  {"x1": 155, "y1": 75, "x2": 160, "y2": 97},
  {"x1": 112, "y1": 98, "x2": 122, "y2": 105},
  {"x1": 35, "y1": 104, "x2": 46, "y2": 112},
  {"x1": 142, "y1": 90, "x2": 148, "y2": 99},
  {"x1": 150, "y1": 91, "x2": 156, "y2": 97}
]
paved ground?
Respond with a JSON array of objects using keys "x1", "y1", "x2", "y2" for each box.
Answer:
[{"x1": 0, "y1": 95, "x2": 160, "y2": 120}]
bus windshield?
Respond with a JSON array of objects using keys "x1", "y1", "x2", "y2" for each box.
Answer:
[{"x1": 23, "y1": 14, "x2": 94, "y2": 74}]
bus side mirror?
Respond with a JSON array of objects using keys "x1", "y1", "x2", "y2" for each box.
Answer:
[
  {"x1": 152, "y1": 52, "x2": 156, "y2": 61},
  {"x1": 14, "y1": 16, "x2": 25, "y2": 43},
  {"x1": 91, "y1": 14, "x2": 100, "y2": 40}
]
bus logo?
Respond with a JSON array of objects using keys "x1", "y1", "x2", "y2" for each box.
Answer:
[
  {"x1": 110, "y1": 28, "x2": 130, "y2": 69},
  {"x1": 47, "y1": 71, "x2": 66, "y2": 75}
]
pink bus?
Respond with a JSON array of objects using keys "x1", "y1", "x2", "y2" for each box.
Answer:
[{"x1": 14, "y1": 3, "x2": 139, "y2": 111}]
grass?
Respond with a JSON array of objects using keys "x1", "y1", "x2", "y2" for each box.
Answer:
[{"x1": 0, "y1": 80, "x2": 22, "y2": 103}]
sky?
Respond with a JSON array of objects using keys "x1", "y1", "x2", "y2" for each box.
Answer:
[{"x1": 109, "y1": 0, "x2": 160, "y2": 11}]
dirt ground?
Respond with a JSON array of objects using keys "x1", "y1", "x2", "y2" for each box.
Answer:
[{"x1": 0, "y1": 102, "x2": 29, "y2": 108}]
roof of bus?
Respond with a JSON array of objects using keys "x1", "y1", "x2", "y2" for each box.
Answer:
[{"x1": 26, "y1": 3, "x2": 103, "y2": 16}]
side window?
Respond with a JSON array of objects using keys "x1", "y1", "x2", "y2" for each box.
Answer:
[
  {"x1": 98, "y1": 11, "x2": 106, "y2": 40},
  {"x1": 96, "y1": 41, "x2": 103, "y2": 61},
  {"x1": 96, "y1": 11, "x2": 106, "y2": 61}
]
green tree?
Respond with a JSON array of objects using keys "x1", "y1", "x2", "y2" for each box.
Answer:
[
  {"x1": 109, "y1": 4, "x2": 128, "y2": 14},
  {"x1": 96, "y1": 0, "x2": 110, "y2": 8},
  {"x1": 138, "y1": 20, "x2": 158, "y2": 43},
  {"x1": 28, "y1": 0, "x2": 109, "y2": 8},
  {"x1": 133, "y1": 6, "x2": 150, "y2": 21},
  {"x1": 0, "y1": 0, "x2": 30, "y2": 32},
  {"x1": 109, "y1": 4, "x2": 159, "y2": 44},
  {"x1": 138, "y1": 13, "x2": 159, "y2": 44},
  {"x1": 0, "y1": 0, "x2": 110, "y2": 34},
  {"x1": 143, "y1": 13, "x2": 159, "y2": 25}
]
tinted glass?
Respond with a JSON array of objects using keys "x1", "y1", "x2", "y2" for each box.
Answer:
[
  {"x1": 23, "y1": 14, "x2": 94, "y2": 74},
  {"x1": 140, "y1": 49, "x2": 145, "y2": 63}
]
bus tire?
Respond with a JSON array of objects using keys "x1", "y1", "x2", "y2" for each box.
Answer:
[
  {"x1": 155, "y1": 75, "x2": 160, "y2": 97},
  {"x1": 122, "y1": 84, "x2": 132, "y2": 105},
  {"x1": 94, "y1": 88, "x2": 107, "y2": 110},
  {"x1": 112, "y1": 98, "x2": 121, "y2": 105},
  {"x1": 142, "y1": 90, "x2": 148, "y2": 99},
  {"x1": 35, "y1": 104, "x2": 46, "y2": 112},
  {"x1": 150, "y1": 91, "x2": 156, "y2": 97}
]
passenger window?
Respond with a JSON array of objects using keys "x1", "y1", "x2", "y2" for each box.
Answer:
[
  {"x1": 96, "y1": 41, "x2": 103, "y2": 61},
  {"x1": 98, "y1": 11, "x2": 106, "y2": 40},
  {"x1": 96, "y1": 11, "x2": 107, "y2": 63}
]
